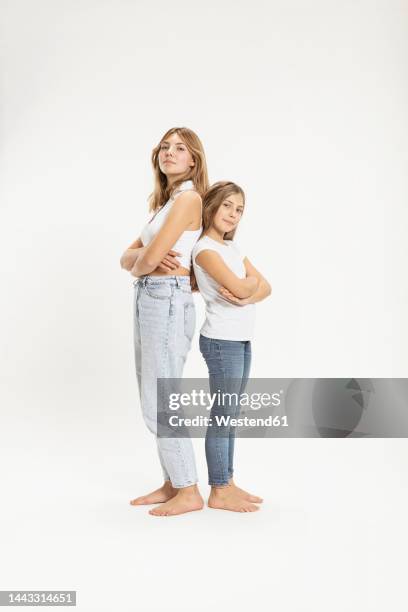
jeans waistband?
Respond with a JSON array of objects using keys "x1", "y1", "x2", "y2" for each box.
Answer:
[{"x1": 133, "y1": 275, "x2": 191, "y2": 288}]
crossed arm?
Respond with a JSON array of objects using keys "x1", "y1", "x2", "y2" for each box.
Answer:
[
  {"x1": 120, "y1": 237, "x2": 182, "y2": 275},
  {"x1": 195, "y1": 250, "x2": 272, "y2": 305},
  {"x1": 120, "y1": 191, "x2": 202, "y2": 277}
]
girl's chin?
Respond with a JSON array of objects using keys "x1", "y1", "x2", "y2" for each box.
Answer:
[
  {"x1": 214, "y1": 227, "x2": 232, "y2": 235},
  {"x1": 160, "y1": 168, "x2": 187, "y2": 177}
]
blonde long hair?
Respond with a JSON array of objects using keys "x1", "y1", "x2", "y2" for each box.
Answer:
[
  {"x1": 190, "y1": 181, "x2": 246, "y2": 292},
  {"x1": 148, "y1": 127, "x2": 209, "y2": 212}
]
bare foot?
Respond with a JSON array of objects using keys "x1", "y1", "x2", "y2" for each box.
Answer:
[
  {"x1": 130, "y1": 481, "x2": 177, "y2": 505},
  {"x1": 149, "y1": 485, "x2": 204, "y2": 516},
  {"x1": 208, "y1": 485, "x2": 260, "y2": 512},
  {"x1": 228, "y1": 478, "x2": 263, "y2": 503}
]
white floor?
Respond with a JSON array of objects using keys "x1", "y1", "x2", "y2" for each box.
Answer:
[{"x1": 1, "y1": 416, "x2": 407, "y2": 612}]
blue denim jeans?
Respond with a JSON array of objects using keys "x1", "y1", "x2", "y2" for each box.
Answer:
[
  {"x1": 133, "y1": 275, "x2": 198, "y2": 488},
  {"x1": 199, "y1": 334, "x2": 252, "y2": 486}
]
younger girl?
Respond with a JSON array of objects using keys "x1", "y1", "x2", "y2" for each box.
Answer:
[{"x1": 192, "y1": 182, "x2": 271, "y2": 512}]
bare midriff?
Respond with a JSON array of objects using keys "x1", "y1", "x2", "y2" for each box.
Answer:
[{"x1": 148, "y1": 266, "x2": 190, "y2": 277}]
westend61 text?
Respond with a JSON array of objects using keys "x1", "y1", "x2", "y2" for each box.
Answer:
[{"x1": 168, "y1": 415, "x2": 288, "y2": 427}]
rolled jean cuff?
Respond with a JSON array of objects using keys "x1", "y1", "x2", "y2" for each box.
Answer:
[
  {"x1": 171, "y1": 478, "x2": 198, "y2": 489},
  {"x1": 209, "y1": 480, "x2": 230, "y2": 487}
]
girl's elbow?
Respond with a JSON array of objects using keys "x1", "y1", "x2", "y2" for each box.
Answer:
[{"x1": 120, "y1": 254, "x2": 131, "y2": 271}]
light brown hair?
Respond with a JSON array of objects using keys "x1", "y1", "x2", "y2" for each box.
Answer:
[{"x1": 148, "y1": 127, "x2": 209, "y2": 212}]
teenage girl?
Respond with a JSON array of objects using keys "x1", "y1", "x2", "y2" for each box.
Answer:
[
  {"x1": 192, "y1": 181, "x2": 271, "y2": 512},
  {"x1": 120, "y1": 127, "x2": 209, "y2": 516}
]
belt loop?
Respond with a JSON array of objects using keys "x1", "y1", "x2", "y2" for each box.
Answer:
[{"x1": 175, "y1": 276, "x2": 181, "y2": 288}]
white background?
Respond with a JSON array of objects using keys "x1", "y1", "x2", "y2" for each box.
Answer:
[{"x1": 1, "y1": 1, "x2": 407, "y2": 610}]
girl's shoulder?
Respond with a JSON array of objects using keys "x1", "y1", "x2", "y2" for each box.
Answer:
[
  {"x1": 194, "y1": 235, "x2": 223, "y2": 251},
  {"x1": 193, "y1": 235, "x2": 212, "y2": 254},
  {"x1": 194, "y1": 236, "x2": 240, "y2": 252},
  {"x1": 168, "y1": 181, "x2": 202, "y2": 214},
  {"x1": 192, "y1": 236, "x2": 224, "y2": 264},
  {"x1": 170, "y1": 179, "x2": 197, "y2": 200}
]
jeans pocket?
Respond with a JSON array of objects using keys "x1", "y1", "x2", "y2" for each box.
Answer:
[
  {"x1": 199, "y1": 334, "x2": 211, "y2": 355},
  {"x1": 144, "y1": 283, "x2": 172, "y2": 300},
  {"x1": 184, "y1": 302, "x2": 196, "y2": 342}
]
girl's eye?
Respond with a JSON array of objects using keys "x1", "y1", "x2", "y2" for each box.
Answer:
[
  {"x1": 160, "y1": 144, "x2": 169, "y2": 149},
  {"x1": 177, "y1": 147, "x2": 185, "y2": 151},
  {"x1": 223, "y1": 203, "x2": 230, "y2": 207}
]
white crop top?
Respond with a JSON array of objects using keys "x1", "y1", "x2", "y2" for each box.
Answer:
[{"x1": 140, "y1": 180, "x2": 202, "y2": 271}]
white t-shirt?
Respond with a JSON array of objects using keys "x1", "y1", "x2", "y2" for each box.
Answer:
[{"x1": 192, "y1": 235, "x2": 255, "y2": 341}]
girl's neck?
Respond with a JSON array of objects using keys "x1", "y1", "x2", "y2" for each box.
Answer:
[
  {"x1": 205, "y1": 227, "x2": 225, "y2": 244},
  {"x1": 166, "y1": 174, "x2": 191, "y2": 190}
]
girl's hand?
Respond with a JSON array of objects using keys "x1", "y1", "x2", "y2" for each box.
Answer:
[
  {"x1": 155, "y1": 249, "x2": 182, "y2": 272},
  {"x1": 218, "y1": 286, "x2": 251, "y2": 306}
]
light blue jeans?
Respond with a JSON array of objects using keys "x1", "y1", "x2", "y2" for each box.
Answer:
[
  {"x1": 199, "y1": 334, "x2": 252, "y2": 486},
  {"x1": 133, "y1": 275, "x2": 198, "y2": 488}
]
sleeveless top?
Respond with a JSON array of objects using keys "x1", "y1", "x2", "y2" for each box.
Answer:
[{"x1": 140, "y1": 180, "x2": 202, "y2": 271}]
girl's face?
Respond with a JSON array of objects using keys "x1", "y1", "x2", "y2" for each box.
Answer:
[
  {"x1": 212, "y1": 192, "x2": 244, "y2": 235},
  {"x1": 158, "y1": 132, "x2": 195, "y2": 178}
]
